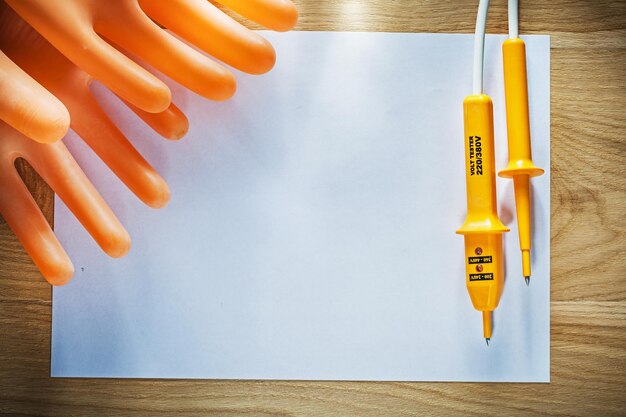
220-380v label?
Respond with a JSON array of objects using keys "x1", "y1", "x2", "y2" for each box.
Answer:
[{"x1": 468, "y1": 135, "x2": 483, "y2": 176}]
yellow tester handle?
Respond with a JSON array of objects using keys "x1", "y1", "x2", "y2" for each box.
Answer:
[
  {"x1": 499, "y1": 38, "x2": 544, "y2": 279},
  {"x1": 457, "y1": 95, "x2": 509, "y2": 340}
]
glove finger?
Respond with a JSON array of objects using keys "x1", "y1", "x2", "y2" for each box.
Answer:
[
  {"x1": 215, "y1": 0, "x2": 298, "y2": 32},
  {"x1": 66, "y1": 90, "x2": 171, "y2": 209},
  {"x1": 0, "y1": 52, "x2": 69, "y2": 144},
  {"x1": 97, "y1": 2, "x2": 235, "y2": 101},
  {"x1": 0, "y1": 126, "x2": 73, "y2": 285},
  {"x1": 123, "y1": 99, "x2": 189, "y2": 141},
  {"x1": 140, "y1": 0, "x2": 275, "y2": 75},
  {"x1": 22, "y1": 137, "x2": 131, "y2": 258}
]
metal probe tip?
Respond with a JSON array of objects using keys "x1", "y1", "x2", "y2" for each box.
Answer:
[
  {"x1": 525, "y1": 276, "x2": 530, "y2": 286},
  {"x1": 485, "y1": 338, "x2": 490, "y2": 346}
]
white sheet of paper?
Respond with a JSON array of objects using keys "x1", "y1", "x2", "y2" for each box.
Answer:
[{"x1": 52, "y1": 32, "x2": 550, "y2": 382}]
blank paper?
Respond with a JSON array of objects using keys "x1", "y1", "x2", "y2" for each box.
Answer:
[{"x1": 52, "y1": 32, "x2": 550, "y2": 381}]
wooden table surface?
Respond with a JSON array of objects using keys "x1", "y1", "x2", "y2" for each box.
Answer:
[{"x1": 1, "y1": 1, "x2": 625, "y2": 415}]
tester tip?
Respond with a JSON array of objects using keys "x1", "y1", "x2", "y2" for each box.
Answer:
[
  {"x1": 485, "y1": 338, "x2": 490, "y2": 346},
  {"x1": 525, "y1": 276, "x2": 530, "y2": 286}
]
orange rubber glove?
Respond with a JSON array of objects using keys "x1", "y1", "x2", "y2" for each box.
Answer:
[
  {"x1": 1, "y1": 5, "x2": 182, "y2": 209},
  {"x1": 0, "y1": 50, "x2": 69, "y2": 143},
  {"x1": 5, "y1": 0, "x2": 298, "y2": 114},
  {"x1": 0, "y1": 0, "x2": 297, "y2": 285},
  {"x1": 0, "y1": 121, "x2": 129, "y2": 285},
  {"x1": 0, "y1": 6, "x2": 186, "y2": 284}
]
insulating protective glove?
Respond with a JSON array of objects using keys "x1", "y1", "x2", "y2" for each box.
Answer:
[
  {"x1": 0, "y1": 5, "x2": 191, "y2": 284},
  {"x1": 0, "y1": 1, "x2": 297, "y2": 285},
  {"x1": 1, "y1": 5, "x2": 183, "y2": 208},
  {"x1": 0, "y1": 121, "x2": 129, "y2": 285},
  {"x1": 5, "y1": 0, "x2": 298, "y2": 113}
]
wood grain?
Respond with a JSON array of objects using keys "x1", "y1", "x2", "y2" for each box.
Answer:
[{"x1": 1, "y1": 0, "x2": 625, "y2": 415}]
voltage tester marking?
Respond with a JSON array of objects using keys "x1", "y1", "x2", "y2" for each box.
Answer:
[
  {"x1": 468, "y1": 256, "x2": 493, "y2": 264},
  {"x1": 469, "y1": 273, "x2": 494, "y2": 281},
  {"x1": 468, "y1": 135, "x2": 483, "y2": 176}
]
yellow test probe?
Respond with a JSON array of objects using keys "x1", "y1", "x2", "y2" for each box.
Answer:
[
  {"x1": 457, "y1": 0, "x2": 509, "y2": 345},
  {"x1": 498, "y1": 1, "x2": 544, "y2": 285}
]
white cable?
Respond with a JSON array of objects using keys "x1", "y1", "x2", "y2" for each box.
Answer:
[
  {"x1": 508, "y1": 0, "x2": 519, "y2": 38},
  {"x1": 472, "y1": 0, "x2": 490, "y2": 95}
]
